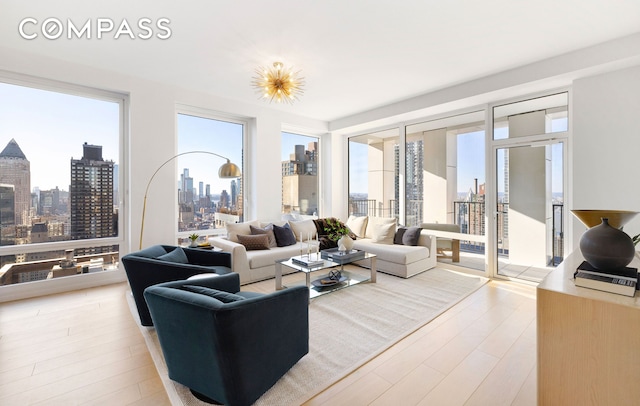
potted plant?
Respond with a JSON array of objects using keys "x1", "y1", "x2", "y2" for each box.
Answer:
[
  {"x1": 324, "y1": 218, "x2": 354, "y2": 251},
  {"x1": 188, "y1": 233, "x2": 200, "y2": 247}
]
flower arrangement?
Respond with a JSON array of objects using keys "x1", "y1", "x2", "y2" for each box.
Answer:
[{"x1": 323, "y1": 218, "x2": 350, "y2": 242}]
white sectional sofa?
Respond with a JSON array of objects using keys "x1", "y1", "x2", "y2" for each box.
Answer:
[
  {"x1": 346, "y1": 216, "x2": 437, "y2": 279},
  {"x1": 210, "y1": 217, "x2": 437, "y2": 285}
]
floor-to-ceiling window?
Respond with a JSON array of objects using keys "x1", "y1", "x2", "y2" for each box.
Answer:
[
  {"x1": 176, "y1": 110, "x2": 244, "y2": 241},
  {"x1": 0, "y1": 79, "x2": 125, "y2": 287},
  {"x1": 348, "y1": 128, "x2": 400, "y2": 219},
  {"x1": 492, "y1": 92, "x2": 568, "y2": 282},
  {"x1": 281, "y1": 132, "x2": 319, "y2": 216},
  {"x1": 405, "y1": 111, "x2": 486, "y2": 271}
]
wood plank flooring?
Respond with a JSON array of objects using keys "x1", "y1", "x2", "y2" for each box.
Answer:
[
  {"x1": 0, "y1": 282, "x2": 170, "y2": 406},
  {"x1": 0, "y1": 275, "x2": 537, "y2": 405}
]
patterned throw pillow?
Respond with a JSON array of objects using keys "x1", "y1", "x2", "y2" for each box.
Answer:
[
  {"x1": 250, "y1": 224, "x2": 277, "y2": 248},
  {"x1": 236, "y1": 234, "x2": 270, "y2": 250}
]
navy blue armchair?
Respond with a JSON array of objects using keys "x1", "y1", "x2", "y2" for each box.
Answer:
[
  {"x1": 144, "y1": 273, "x2": 309, "y2": 406},
  {"x1": 122, "y1": 245, "x2": 232, "y2": 326}
]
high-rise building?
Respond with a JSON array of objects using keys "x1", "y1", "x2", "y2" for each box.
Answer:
[
  {"x1": 0, "y1": 139, "x2": 31, "y2": 226},
  {"x1": 0, "y1": 184, "x2": 16, "y2": 246},
  {"x1": 70, "y1": 143, "x2": 115, "y2": 241},
  {"x1": 38, "y1": 187, "x2": 62, "y2": 215},
  {"x1": 282, "y1": 143, "x2": 318, "y2": 214},
  {"x1": 230, "y1": 180, "x2": 237, "y2": 208}
]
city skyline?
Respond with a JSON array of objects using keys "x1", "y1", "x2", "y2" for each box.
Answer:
[{"x1": 0, "y1": 82, "x2": 120, "y2": 192}]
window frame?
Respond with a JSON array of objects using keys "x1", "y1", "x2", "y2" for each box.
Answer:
[
  {"x1": 0, "y1": 71, "x2": 128, "y2": 300},
  {"x1": 175, "y1": 105, "x2": 248, "y2": 239}
]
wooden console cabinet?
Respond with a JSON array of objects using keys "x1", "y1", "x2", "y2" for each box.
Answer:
[{"x1": 537, "y1": 250, "x2": 640, "y2": 405}]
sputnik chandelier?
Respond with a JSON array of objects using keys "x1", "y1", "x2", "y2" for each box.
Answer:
[{"x1": 252, "y1": 61, "x2": 305, "y2": 104}]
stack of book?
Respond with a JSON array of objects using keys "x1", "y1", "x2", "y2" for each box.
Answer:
[
  {"x1": 573, "y1": 261, "x2": 638, "y2": 297},
  {"x1": 291, "y1": 254, "x2": 325, "y2": 268}
]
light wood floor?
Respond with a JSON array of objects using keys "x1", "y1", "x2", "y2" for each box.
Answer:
[{"x1": 0, "y1": 275, "x2": 537, "y2": 406}]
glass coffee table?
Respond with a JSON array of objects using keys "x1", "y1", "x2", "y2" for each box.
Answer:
[{"x1": 275, "y1": 251, "x2": 376, "y2": 299}]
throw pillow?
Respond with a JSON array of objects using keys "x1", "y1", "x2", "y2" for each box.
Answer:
[
  {"x1": 156, "y1": 247, "x2": 189, "y2": 263},
  {"x1": 372, "y1": 222, "x2": 396, "y2": 244},
  {"x1": 393, "y1": 227, "x2": 407, "y2": 245},
  {"x1": 250, "y1": 224, "x2": 277, "y2": 248},
  {"x1": 402, "y1": 226, "x2": 422, "y2": 246},
  {"x1": 236, "y1": 234, "x2": 270, "y2": 250},
  {"x1": 136, "y1": 245, "x2": 170, "y2": 258},
  {"x1": 365, "y1": 216, "x2": 397, "y2": 239},
  {"x1": 226, "y1": 220, "x2": 260, "y2": 243},
  {"x1": 345, "y1": 215, "x2": 368, "y2": 238},
  {"x1": 182, "y1": 285, "x2": 246, "y2": 303},
  {"x1": 273, "y1": 223, "x2": 297, "y2": 247},
  {"x1": 289, "y1": 219, "x2": 318, "y2": 242}
]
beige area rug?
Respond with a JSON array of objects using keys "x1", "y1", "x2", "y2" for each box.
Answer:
[{"x1": 128, "y1": 267, "x2": 487, "y2": 405}]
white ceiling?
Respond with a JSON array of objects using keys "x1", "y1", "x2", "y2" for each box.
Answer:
[{"x1": 2, "y1": 0, "x2": 640, "y2": 122}]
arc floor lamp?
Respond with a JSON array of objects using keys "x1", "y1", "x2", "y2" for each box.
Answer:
[{"x1": 139, "y1": 150, "x2": 242, "y2": 249}]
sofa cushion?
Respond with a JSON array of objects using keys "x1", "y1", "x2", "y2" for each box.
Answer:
[
  {"x1": 237, "y1": 234, "x2": 271, "y2": 250},
  {"x1": 246, "y1": 243, "x2": 308, "y2": 269},
  {"x1": 182, "y1": 285, "x2": 246, "y2": 303},
  {"x1": 226, "y1": 220, "x2": 260, "y2": 243},
  {"x1": 345, "y1": 215, "x2": 368, "y2": 238},
  {"x1": 156, "y1": 247, "x2": 189, "y2": 263},
  {"x1": 273, "y1": 223, "x2": 297, "y2": 247},
  {"x1": 371, "y1": 221, "x2": 396, "y2": 244},
  {"x1": 289, "y1": 219, "x2": 318, "y2": 242},
  {"x1": 353, "y1": 239, "x2": 428, "y2": 264},
  {"x1": 365, "y1": 217, "x2": 397, "y2": 239},
  {"x1": 250, "y1": 224, "x2": 277, "y2": 248}
]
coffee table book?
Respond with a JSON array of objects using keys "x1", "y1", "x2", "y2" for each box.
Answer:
[
  {"x1": 573, "y1": 261, "x2": 637, "y2": 297},
  {"x1": 576, "y1": 261, "x2": 639, "y2": 287},
  {"x1": 321, "y1": 248, "x2": 366, "y2": 264},
  {"x1": 291, "y1": 254, "x2": 325, "y2": 268}
]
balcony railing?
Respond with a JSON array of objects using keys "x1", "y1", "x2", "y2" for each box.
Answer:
[{"x1": 349, "y1": 197, "x2": 563, "y2": 266}]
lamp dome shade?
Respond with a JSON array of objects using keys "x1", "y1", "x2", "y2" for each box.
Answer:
[{"x1": 218, "y1": 161, "x2": 242, "y2": 178}]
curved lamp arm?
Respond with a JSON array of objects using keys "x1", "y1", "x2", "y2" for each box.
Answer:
[{"x1": 139, "y1": 150, "x2": 241, "y2": 249}]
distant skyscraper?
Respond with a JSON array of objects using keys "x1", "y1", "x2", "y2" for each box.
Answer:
[
  {"x1": 0, "y1": 184, "x2": 16, "y2": 246},
  {"x1": 230, "y1": 180, "x2": 237, "y2": 208},
  {"x1": 0, "y1": 139, "x2": 31, "y2": 226},
  {"x1": 70, "y1": 143, "x2": 115, "y2": 240},
  {"x1": 38, "y1": 187, "x2": 61, "y2": 215},
  {"x1": 199, "y1": 181, "x2": 204, "y2": 199}
]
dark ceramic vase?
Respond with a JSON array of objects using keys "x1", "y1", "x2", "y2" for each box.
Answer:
[{"x1": 579, "y1": 217, "x2": 635, "y2": 270}]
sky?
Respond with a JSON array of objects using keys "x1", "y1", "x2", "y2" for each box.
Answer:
[
  {"x1": 0, "y1": 82, "x2": 119, "y2": 192},
  {"x1": 176, "y1": 113, "x2": 243, "y2": 195}
]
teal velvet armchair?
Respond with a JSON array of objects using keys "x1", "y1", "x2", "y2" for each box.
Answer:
[{"x1": 143, "y1": 273, "x2": 309, "y2": 406}]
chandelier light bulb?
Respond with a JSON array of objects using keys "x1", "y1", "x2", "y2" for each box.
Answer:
[{"x1": 251, "y1": 61, "x2": 305, "y2": 104}]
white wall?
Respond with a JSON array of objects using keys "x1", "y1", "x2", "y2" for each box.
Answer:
[{"x1": 572, "y1": 65, "x2": 640, "y2": 249}]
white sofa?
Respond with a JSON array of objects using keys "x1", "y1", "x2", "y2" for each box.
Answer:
[
  {"x1": 210, "y1": 217, "x2": 437, "y2": 285},
  {"x1": 347, "y1": 216, "x2": 437, "y2": 279},
  {"x1": 210, "y1": 219, "x2": 321, "y2": 285}
]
